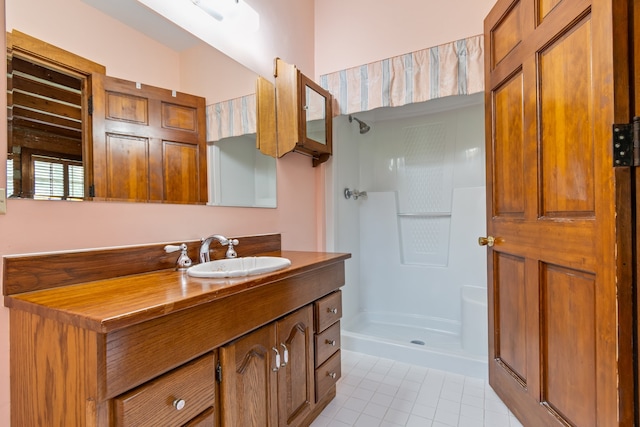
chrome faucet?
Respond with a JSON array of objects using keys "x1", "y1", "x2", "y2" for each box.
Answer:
[
  {"x1": 164, "y1": 243, "x2": 193, "y2": 271},
  {"x1": 199, "y1": 234, "x2": 239, "y2": 263}
]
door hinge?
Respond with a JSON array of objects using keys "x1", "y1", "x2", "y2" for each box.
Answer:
[
  {"x1": 89, "y1": 184, "x2": 95, "y2": 198},
  {"x1": 613, "y1": 117, "x2": 640, "y2": 166},
  {"x1": 216, "y1": 361, "x2": 222, "y2": 383},
  {"x1": 88, "y1": 95, "x2": 93, "y2": 116}
]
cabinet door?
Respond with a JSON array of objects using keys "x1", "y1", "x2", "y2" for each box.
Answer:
[
  {"x1": 276, "y1": 305, "x2": 314, "y2": 427},
  {"x1": 219, "y1": 324, "x2": 278, "y2": 427}
]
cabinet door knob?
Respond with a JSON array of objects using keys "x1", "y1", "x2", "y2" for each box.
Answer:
[
  {"x1": 272, "y1": 347, "x2": 281, "y2": 372},
  {"x1": 325, "y1": 339, "x2": 336, "y2": 346},
  {"x1": 327, "y1": 372, "x2": 337, "y2": 379},
  {"x1": 280, "y1": 343, "x2": 289, "y2": 367},
  {"x1": 327, "y1": 307, "x2": 338, "y2": 314},
  {"x1": 173, "y1": 398, "x2": 186, "y2": 411}
]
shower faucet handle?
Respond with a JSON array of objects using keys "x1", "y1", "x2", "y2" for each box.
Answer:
[{"x1": 344, "y1": 188, "x2": 367, "y2": 200}]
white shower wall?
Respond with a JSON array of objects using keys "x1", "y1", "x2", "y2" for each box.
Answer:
[
  {"x1": 357, "y1": 100, "x2": 486, "y2": 325},
  {"x1": 328, "y1": 94, "x2": 488, "y2": 374}
]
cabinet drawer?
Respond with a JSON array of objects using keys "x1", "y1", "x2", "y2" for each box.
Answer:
[
  {"x1": 315, "y1": 290, "x2": 342, "y2": 332},
  {"x1": 114, "y1": 353, "x2": 215, "y2": 427},
  {"x1": 315, "y1": 350, "x2": 341, "y2": 401},
  {"x1": 315, "y1": 321, "x2": 341, "y2": 368},
  {"x1": 184, "y1": 407, "x2": 215, "y2": 427}
]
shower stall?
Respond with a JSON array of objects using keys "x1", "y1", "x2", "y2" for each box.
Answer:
[{"x1": 327, "y1": 93, "x2": 488, "y2": 378}]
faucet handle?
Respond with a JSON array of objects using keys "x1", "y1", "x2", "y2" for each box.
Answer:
[
  {"x1": 164, "y1": 243, "x2": 193, "y2": 270},
  {"x1": 226, "y1": 239, "x2": 239, "y2": 259},
  {"x1": 164, "y1": 244, "x2": 182, "y2": 253}
]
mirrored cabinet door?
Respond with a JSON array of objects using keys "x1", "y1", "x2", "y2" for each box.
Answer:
[
  {"x1": 297, "y1": 73, "x2": 332, "y2": 161},
  {"x1": 302, "y1": 81, "x2": 327, "y2": 145},
  {"x1": 273, "y1": 58, "x2": 333, "y2": 167}
]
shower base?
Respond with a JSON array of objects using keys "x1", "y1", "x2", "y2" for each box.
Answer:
[{"x1": 342, "y1": 312, "x2": 488, "y2": 379}]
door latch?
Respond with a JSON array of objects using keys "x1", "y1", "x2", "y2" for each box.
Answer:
[{"x1": 613, "y1": 117, "x2": 640, "y2": 166}]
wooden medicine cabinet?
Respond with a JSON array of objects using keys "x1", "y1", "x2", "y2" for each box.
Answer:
[{"x1": 268, "y1": 58, "x2": 333, "y2": 167}]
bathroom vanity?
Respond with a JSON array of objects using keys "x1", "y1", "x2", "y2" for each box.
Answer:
[{"x1": 3, "y1": 234, "x2": 349, "y2": 426}]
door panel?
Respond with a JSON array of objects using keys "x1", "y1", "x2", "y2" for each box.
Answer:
[
  {"x1": 162, "y1": 103, "x2": 199, "y2": 131},
  {"x1": 92, "y1": 74, "x2": 207, "y2": 204},
  {"x1": 539, "y1": 17, "x2": 595, "y2": 217},
  {"x1": 494, "y1": 253, "x2": 527, "y2": 383},
  {"x1": 490, "y1": 1, "x2": 522, "y2": 69},
  {"x1": 106, "y1": 91, "x2": 148, "y2": 124},
  {"x1": 484, "y1": 0, "x2": 634, "y2": 424},
  {"x1": 163, "y1": 141, "x2": 201, "y2": 203},
  {"x1": 539, "y1": 0, "x2": 563, "y2": 20},
  {"x1": 277, "y1": 306, "x2": 314, "y2": 427},
  {"x1": 105, "y1": 134, "x2": 149, "y2": 201},
  {"x1": 219, "y1": 324, "x2": 278, "y2": 427},
  {"x1": 493, "y1": 73, "x2": 525, "y2": 217},
  {"x1": 541, "y1": 264, "x2": 596, "y2": 427}
]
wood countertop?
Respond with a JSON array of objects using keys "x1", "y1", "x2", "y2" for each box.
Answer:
[{"x1": 5, "y1": 250, "x2": 350, "y2": 333}]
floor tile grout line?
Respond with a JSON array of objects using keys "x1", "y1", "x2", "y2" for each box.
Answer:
[{"x1": 311, "y1": 350, "x2": 523, "y2": 427}]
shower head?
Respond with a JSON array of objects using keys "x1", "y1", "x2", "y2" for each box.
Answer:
[{"x1": 349, "y1": 115, "x2": 370, "y2": 134}]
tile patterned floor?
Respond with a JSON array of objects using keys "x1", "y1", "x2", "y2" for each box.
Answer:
[{"x1": 312, "y1": 350, "x2": 523, "y2": 427}]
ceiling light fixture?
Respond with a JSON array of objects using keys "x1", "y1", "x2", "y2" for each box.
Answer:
[{"x1": 190, "y1": 0, "x2": 259, "y2": 32}]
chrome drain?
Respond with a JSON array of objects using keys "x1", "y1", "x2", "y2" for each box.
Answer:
[{"x1": 410, "y1": 339, "x2": 425, "y2": 345}]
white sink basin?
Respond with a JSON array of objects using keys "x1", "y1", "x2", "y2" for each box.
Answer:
[{"x1": 187, "y1": 256, "x2": 291, "y2": 278}]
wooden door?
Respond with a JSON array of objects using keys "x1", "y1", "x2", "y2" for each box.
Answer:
[
  {"x1": 276, "y1": 305, "x2": 314, "y2": 427},
  {"x1": 219, "y1": 323, "x2": 279, "y2": 427},
  {"x1": 484, "y1": 0, "x2": 634, "y2": 425},
  {"x1": 91, "y1": 74, "x2": 207, "y2": 204}
]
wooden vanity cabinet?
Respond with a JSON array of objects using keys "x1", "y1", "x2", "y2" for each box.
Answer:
[
  {"x1": 219, "y1": 305, "x2": 314, "y2": 427},
  {"x1": 6, "y1": 247, "x2": 349, "y2": 427}
]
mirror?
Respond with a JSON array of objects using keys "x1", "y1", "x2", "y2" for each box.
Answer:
[
  {"x1": 304, "y1": 83, "x2": 328, "y2": 145},
  {"x1": 210, "y1": 134, "x2": 276, "y2": 207},
  {"x1": 5, "y1": 0, "x2": 277, "y2": 207}
]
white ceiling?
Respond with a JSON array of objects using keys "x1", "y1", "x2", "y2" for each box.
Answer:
[{"x1": 81, "y1": 0, "x2": 201, "y2": 52}]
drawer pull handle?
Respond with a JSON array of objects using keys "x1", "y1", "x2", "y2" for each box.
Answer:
[
  {"x1": 327, "y1": 307, "x2": 338, "y2": 314},
  {"x1": 272, "y1": 347, "x2": 281, "y2": 372},
  {"x1": 281, "y1": 343, "x2": 289, "y2": 367},
  {"x1": 325, "y1": 339, "x2": 336, "y2": 346},
  {"x1": 173, "y1": 398, "x2": 186, "y2": 411},
  {"x1": 327, "y1": 372, "x2": 337, "y2": 379}
]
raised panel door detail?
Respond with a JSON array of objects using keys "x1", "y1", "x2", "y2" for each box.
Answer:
[
  {"x1": 92, "y1": 74, "x2": 207, "y2": 203},
  {"x1": 491, "y1": 1, "x2": 522, "y2": 68},
  {"x1": 539, "y1": 18, "x2": 594, "y2": 218},
  {"x1": 277, "y1": 306, "x2": 314, "y2": 427},
  {"x1": 494, "y1": 252, "x2": 527, "y2": 384},
  {"x1": 219, "y1": 324, "x2": 278, "y2": 427},
  {"x1": 162, "y1": 103, "x2": 197, "y2": 132},
  {"x1": 106, "y1": 91, "x2": 148, "y2": 124},
  {"x1": 106, "y1": 134, "x2": 148, "y2": 200},
  {"x1": 492, "y1": 73, "x2": 525, "y2": 217},
  {"x1": 541, "y1": 264, "x2": 596, "y2": 427},
  {"x1": 538, "y1": 0, "x2": 564, "y2": 23},
  {"x1": 163, "y1": 141, "x2": 200, "y2": 203}
]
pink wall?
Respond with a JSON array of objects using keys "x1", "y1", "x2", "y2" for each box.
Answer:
[{"x1": 314, "y1": 0, "x2": 496, "y2": 77}]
